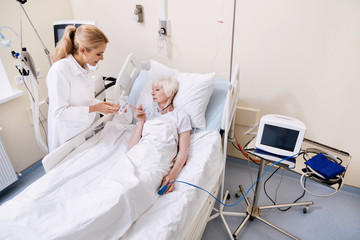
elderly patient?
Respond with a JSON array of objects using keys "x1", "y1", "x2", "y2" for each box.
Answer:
[
  {"x1": 0, "y1": 76, "x2": 191, "y2": 240},
  {"x1": 129, "y1": 76, "x2": 191, "y2": 194}
]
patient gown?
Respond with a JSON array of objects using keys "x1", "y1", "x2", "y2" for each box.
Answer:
[{"x1": 0, "y1": 115, "x2": 187, "y2": 240}]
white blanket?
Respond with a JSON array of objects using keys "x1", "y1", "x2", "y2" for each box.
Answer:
[
  {"x1": 0, "y1": 119, "x2": 179, "y2": 240},
  {"x1": 122, "y1": 130, "x2": 223, "y2": 240}
]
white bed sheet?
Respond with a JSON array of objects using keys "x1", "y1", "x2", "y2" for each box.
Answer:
[
  {"x1": 0, "y1": 122, "x2": 138, "y2": 239},
  {"x1": 0, "y1": 120, "x2": 223, "y2": 240},
  {"x1": 122, "y1": 129, "x2": 223, "y2": 240}
]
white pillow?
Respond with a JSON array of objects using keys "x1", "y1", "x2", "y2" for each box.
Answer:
[{"x1": 136, "y1": 60, "x2": 215, "y2": 129}]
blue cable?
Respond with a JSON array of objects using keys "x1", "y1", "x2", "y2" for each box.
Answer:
[{"x1": 158, "y1": 152, "x2": 299, "y2": 207}]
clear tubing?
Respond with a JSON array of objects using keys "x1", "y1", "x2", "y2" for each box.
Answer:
[{"x1": 28, "y1": 69, "x2": 48, "y2": 153}]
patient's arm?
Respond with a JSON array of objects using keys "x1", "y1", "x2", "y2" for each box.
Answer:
[
  {"x1": 161, "y1": 130, "x2": 191, "y2": 194},
  {"x1": 128, "y1": 105, "x2": 145, "y2": 149}
]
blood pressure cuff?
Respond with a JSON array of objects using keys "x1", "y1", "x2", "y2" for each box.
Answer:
[{"x1": 305, "y1": 153, "x2": 346, "y2": 180}]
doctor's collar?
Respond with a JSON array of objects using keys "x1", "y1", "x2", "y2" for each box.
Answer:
[{"x1": 68, "y1": 54, "x2": 90, "y2": 76}]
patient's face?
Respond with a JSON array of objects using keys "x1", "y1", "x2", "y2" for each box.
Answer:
[{"x1": 152, "y1": 85, "x2": 168, "y2": 104}]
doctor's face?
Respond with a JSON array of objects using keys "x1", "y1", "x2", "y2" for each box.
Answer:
[{"x1": 83, "y1": 43, "x2": 107, "y2": 66}]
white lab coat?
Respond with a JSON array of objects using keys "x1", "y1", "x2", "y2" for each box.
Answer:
[{"x1": 46, "y1": 54, "x2": 101, "y2": 152}]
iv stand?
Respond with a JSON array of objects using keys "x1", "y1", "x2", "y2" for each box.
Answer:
[
  {"x1": 232, "y1": 157, "x2": 314, "y2": 239},
  {"x1": 16, "y1": 0, "x2": 51, "y2": 153},
  {"x1": 18, "y1": 1, "x2": 52, "y2": 67}
]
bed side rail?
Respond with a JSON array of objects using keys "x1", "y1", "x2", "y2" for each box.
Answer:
[
  {"x1": 43, "y1": 53, "x2": 141, "y2": 173},
  {"x1": 42, "y1": 114, "x2": 114, "y2": 173},
  {"x1": 219, "y1": 64, "x2": 239, "y2": 198},
  {"x1": 113, "y1": 53, "x2": 141, "y2": 104},
  {"x1": 221, "y1": 64, "x2": 240, "y2": 133}
]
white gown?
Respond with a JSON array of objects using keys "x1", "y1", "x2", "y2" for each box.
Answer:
[{"x1": 46, "y1": 54, "x2": 101, "y2": 152}]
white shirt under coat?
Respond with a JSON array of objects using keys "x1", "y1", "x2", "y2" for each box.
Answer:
[{"x1": 47, "y1": 54, "x2": 101, "y2": 152}]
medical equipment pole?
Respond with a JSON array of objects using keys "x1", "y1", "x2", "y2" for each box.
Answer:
[
  {"x1": 18, "y1": 3, "x2": 52, "y2": 67},
  {"x1": 229, "y1": 0, "x2": 236, "y2": 80},
  {"x1": 232, "y1": 141, "x2": 315, "y2": 239},
  {"x1": 15, "y1": 0, "x2": 50, "y2": 153}
]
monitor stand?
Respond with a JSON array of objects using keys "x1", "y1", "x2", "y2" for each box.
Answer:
[{"x1": 232, "y1": 158, "x2": 314, "y2": 239}]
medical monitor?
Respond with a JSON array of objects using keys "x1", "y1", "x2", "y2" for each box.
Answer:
[
  {"x1": 53, "y1": 20, "x2": 96, "y2": 47},
  {"x1": 255, "y1": 114, "x2": 306, "y2": 157}
]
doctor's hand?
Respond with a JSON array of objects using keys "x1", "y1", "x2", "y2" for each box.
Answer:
[{"x1": 89, "y1": 102, "x2": 120, "y2": 114}]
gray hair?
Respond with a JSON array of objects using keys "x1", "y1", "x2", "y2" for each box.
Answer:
[{"x1": 152, "y1": 76, "x2": 179, "y2": 99}]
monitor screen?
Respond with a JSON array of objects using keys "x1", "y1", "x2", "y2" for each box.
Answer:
[
  {"x1": 260, "y1": 124, "x2": 300, "y2": 152},
  {"x1": 53, "y1": 21, "x2": 96, "y2": 47},
  {"x1": 53, "y1": 24, "x2": 83, "y2": 47}
]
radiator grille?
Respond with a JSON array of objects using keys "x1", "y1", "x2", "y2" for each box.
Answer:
[{"x1": 0, "y1": 135, "x2": 18, "y2": 191}]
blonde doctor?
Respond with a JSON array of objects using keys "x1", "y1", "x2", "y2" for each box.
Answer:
[{"x1": 47, "y1": 25, "x2": 120, "y2": 152}]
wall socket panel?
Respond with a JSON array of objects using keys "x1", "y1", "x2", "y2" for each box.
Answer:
[
  {"x1": 15, "y1": 75, "x2": 25, "y2": 85},
  {"x1": 14, "y1": 68, "x2": 42, "y2": 85},
  {"x1": 159, "y1": 20, "x2": 168, "y2": 35},
  {"x1": 36, "y1": 68, "x2": 42, "y2": 78}
]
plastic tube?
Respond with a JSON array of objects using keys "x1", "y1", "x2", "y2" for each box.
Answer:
[
  {"x1": 300, "y1": 172, "x2": 342, "y2": 197},
  {"x1": 29, "y1": 72, "x2": 48, "y2": 153}
]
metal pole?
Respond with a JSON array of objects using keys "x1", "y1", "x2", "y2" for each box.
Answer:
[{"x1": 229, "y1": 0, "x2": 237, "y2": 80}]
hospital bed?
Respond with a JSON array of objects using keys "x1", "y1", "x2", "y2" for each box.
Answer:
[{"x1": 5, "y1": 53, "x2": 240, "y2": 239}]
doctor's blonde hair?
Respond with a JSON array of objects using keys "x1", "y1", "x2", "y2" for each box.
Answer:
[
  {"x1": 152, "y1": 76, "x2": 179, "y2": 100},
  {"x1": 51, "y1": 25, "x2": 109, "y2": 62}
]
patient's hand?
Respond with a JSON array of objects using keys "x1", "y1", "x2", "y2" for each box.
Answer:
[
  {"x1": 128, "y1": 104, "x2": 146, "y2": 150},
  {"x1": 160, "y1": 166, "x2": 181, "y2": 194},
  {"x1": 134, "y1": 104, "x2": 146, "y2": 123}
]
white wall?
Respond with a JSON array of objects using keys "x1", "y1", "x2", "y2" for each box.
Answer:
[
  {"x1": 70, "y1": 0, "x2": 234, "y2": 78},
  {"x1": 71, "y1": 0, "x2": 359, "y2": 187},
  {"x1": 0, "y1": 0, "x2": 74, "y2": 171},
  {"x1": 234, "y1": 0, "x2": 360, "y2": 187},
  {"x1": 0, "y1": 0, "x2": 359, "y2": 188}
]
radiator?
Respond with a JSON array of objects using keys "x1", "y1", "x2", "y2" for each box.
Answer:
[{"x1": 0, "y1": 130, "x2": 18, "y2": 191}]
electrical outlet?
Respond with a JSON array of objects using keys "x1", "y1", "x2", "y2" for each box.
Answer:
[
  {"x1": 159, "y1": 20, "x2": 168, "y2": 35},
  {"x1": 15, "y1": 75, "x2": 24, "y2": 85},
  {"x1": 36, "y1": 68, "x2": 42, "y2": 78}
]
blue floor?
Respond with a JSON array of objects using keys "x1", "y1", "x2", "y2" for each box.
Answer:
[
  {"x1": 1, "y1": 157, "x2": 360, "y2": 240},
  {"x1": 0, "y1": 160, "x2": 45, "y2": 204},
  {"x1": 202, "y1": 157, "x2": 360, "y2": 240}
]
